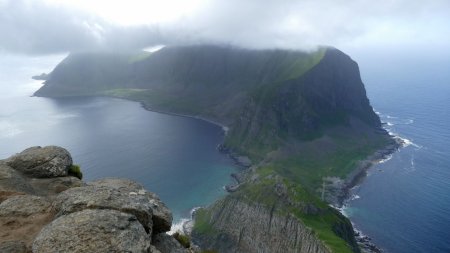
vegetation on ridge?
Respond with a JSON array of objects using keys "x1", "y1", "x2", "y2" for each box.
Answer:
[{"x1": 35, "y1": 45, "x2": 391, "y2": 252}]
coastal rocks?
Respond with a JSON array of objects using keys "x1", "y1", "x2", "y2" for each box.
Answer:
[
  {"x1": 321, "y1": 139, "x2": 402, "y2": 207},
  {"x1": 217, "y1": 144, "x2": 252, "y2": 168},
  {"x1": 6, "y1": 146, "x2": 72, "y2": 178},
  {"x1": 53, "y1": 179, "x2": 172, "y2": 234},
  {"x1": 0, "y1": 146, "x2": 186, "y2": 253},
  {"x1": 33, "y1": 209, "x2": 151, "y2": 253},
  {"x1": 235, "y1": 156, "x2": 252, "y2": 167},
  {"x1": 89, "y1": 178, "x2": 172, "y2": 233}
]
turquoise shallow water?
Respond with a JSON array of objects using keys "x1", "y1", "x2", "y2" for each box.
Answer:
[{"x1": 0, "y1": 53, "x2": 237, "y2": 223}]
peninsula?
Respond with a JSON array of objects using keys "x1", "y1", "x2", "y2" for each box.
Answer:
[{"x1": 34, "y1": 45, "x2": 399, "y2": 253}]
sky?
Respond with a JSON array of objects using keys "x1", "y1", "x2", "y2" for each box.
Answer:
[
  {"x1": 1, "y1": 0, "x2": 449, "y2": 53},
  {"x1": 1, "y1": 0, "x2": 450, "y2": 75}
]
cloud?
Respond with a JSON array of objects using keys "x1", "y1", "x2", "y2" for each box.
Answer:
[
  {"x1": 0, "y1": 0, "x2": 164, "y2": 54},
  {"x1": 1, "y1": 0, "x2": 449, "y2": 54},
  {"x1": 177, "y1": 0, "x2": 450, "y2": 51}
]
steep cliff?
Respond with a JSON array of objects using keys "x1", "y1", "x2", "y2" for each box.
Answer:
[
  {"x1": 193, "y1": 197, "x2": 330, "y2": 253},
  {"x1": 192, "y1": 173, "x2": 359, "y2": 253},
  {"x1": 33, "y1": 45, "x2": 394, "y2": 252}
]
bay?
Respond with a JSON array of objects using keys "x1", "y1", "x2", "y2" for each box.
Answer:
[{"x1": 0, "y1": 53, "x2": 237, "y2": 223}]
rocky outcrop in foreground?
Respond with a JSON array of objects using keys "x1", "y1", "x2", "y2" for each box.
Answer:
[{"x1": 0, "y1": 146, "x2": 190, "y2": 253}]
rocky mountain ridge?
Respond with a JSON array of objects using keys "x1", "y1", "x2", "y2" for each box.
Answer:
[{"x1": 0, "y1": 146, "x2": 191, "y2": 253}]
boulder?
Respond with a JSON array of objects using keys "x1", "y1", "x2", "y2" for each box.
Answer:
[
  {"x1": 0, "y1": 147, "x2": 182, "y2": 252},
  {"x1": 90, "y1": 178, "x2": 173, "y2": 233},
  {"x1": 0, "y1": 161, "x2": 83, "y2": 200},
  {"x1": 28, "y1": 176, "x2": 84, "y2": 196},
  {"x1": 32, "y1": 209, "x2": 151, "y2": 253},
  {"x1": 6, "y1": 146, "x2": 72, "y2": 178},
  {"x1": 53, "y1": 185, "x2": 154, "y2": 233}
]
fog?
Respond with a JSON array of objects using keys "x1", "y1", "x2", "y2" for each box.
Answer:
[
  {"x1": 1, "y1": 0, "x2": 448, "y2": 53},
  {"x1": 1, "y1": 0, "x2": 450, "y2": 81}
]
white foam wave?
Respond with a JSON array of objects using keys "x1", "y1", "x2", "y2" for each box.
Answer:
[
  {"x1": 169, "y1": 218, "x2": 190, "y2": 235},
  {"x1": 350, "y1": 194, "x2": 360, "y2": 201},
  {"x1": 401, "y1": 137, "x2": 422, "y2": 149},
  {"x1": 378, "y1": 154, "x2": 393, "y2": 164},
  {"x1": 386, "y1": 130, "x2": 422, "y2": 149},
  {"x1": 350, "y1": 184, "x2": 360, "y2": 191},
  {"x1": 386, "y1": 122, "x2": 394, "y2": 126},
  {"x1": 168, "y1": 207, "x2": 202, "y2": 235}
]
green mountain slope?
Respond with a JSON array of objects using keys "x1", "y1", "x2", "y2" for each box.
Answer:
[{"x1": 35, "y1": 45, "x2": 395, "y2": 253}]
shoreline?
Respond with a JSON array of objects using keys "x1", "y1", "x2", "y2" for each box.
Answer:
[
  {"x1": 341, "y1": 133, "x2": 403, "y2": 206},
  {"x1": 38, "y1": 93, "x2": 398, "y2": 252},
  {"x1": 335, "y1": 130, "x2": 406, "y2": 253},
  {"x1": 138, "y1": 102, "x2": 230, "y2": 134}
]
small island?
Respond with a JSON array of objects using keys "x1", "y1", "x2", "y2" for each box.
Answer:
[{"x1": 31, "y1": 73, "x2": 48, "y2": 81}]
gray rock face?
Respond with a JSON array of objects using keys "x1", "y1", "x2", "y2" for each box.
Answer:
[
  {"x1": 28, "y1": 176, "x2": 84, "y2": 196},
  {"x1": 0, "y1": 163, "x2": 34, "y2": 200},
  {"x1": 53, "y1": 184, "x2": 155, "y2": 233},
  {"x1": 153, "y1": 233, "x2": 190, "y2": 253},
  {"x1": 0, "y1": 147, "x2": 187, "y2": 253},
  {"x1": 193, "y1": 197, "x2": 331, "y2": 253},
  {"x1": 89, "y1": 178, "x2": 173, "y2": 233},
  {"x1": 0, "y1": 159, "x2": 82, "y2": 200},
  {"x1": 6, "y1": 146, "x2": 72, "y2": 178},
  {"x1": 0, "y1": 195, "x2": 51, "y2": 217},
  {"x1": 32, "y1": 209, "x2": 151, "y2": 253}
]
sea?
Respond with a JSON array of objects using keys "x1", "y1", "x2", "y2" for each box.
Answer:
[
  {"x1": 1, "y1": 52, "x2": 449, "y2": 252},
  {"x1": 342, "y1": 55, "x2": 450, "y2": 253},
  {"x1": 0, "y1": 53, "x2": 237, "y2": 225}
]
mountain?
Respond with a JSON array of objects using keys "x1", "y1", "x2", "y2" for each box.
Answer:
[{"x1": 35, "y1": 45, "x2": 397, "y2": 253}]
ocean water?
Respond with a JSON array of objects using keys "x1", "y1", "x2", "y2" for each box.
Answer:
[
  {"x1": 343, "y1": 63, "x2": 450, "y2": 252},
  {"x1": 0, "y1": 53, "x2": 237, "y2": 223},
  {"x1": 2, "y1": 52, "x2": 449, "y2": 252}
]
